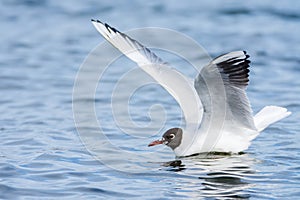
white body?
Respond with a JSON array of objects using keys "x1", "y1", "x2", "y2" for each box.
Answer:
[{"x1": 174, "y1": 106, "x2": 291, "y2": 156}]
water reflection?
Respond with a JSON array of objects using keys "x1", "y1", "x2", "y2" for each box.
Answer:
[{"x1": 163, "y1": 153, "x2": 257, "y2": 199}]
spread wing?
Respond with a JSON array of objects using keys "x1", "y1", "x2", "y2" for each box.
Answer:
[
  {"x1": 91, "y1": 19, "x2": 203, "y2": 125},
  {"x1": 194, "y1": 51, "x2": 257, "y2": 131}
]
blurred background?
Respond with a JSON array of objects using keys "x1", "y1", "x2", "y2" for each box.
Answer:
[{"x1": 1, "y1": 0, "x2": 299, "y2": 199}]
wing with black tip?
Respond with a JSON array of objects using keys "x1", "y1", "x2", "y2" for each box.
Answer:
[
  {"x1": 195, "y1": 51, "x2": 256, "y2": 130},
  {"x1": 91, "y1": 19, "x2": 203, "y2": 125}
]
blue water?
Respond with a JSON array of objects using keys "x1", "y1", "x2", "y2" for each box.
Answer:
[{"x1": 1, "y1": 0, "x2": 300, "y2": 199}]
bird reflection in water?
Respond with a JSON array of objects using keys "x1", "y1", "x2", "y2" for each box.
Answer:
[{"x1": 162, "y1": 153, "x2": 257, "y2": 199}]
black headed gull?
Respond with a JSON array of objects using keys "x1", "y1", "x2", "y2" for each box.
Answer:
[{"x1": 91, "y1": 19, "x2": 291, "y2": 157}]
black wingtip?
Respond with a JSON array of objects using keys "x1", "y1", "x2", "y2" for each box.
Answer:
[
  {"x1": 243, "y1": 50, "x2": 250, "y2": 59},
  {"x1": 104, "y1": 23, "x2": 118, "y2": 34},
  {"x1": 91, "y1": 19, "x2": 119, "y2": 34},
  {"x1": 91, "y1": 19, "x2": 103, "y2": 24}
]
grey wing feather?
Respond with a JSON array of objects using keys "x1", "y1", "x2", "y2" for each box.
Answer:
[{"x1": 195, "y1": 51, "x2": 256, "y2": 130}]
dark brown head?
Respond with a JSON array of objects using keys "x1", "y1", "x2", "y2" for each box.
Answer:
[{"x1": 148, "y1": 128, "x2": 183, "y2": 150}]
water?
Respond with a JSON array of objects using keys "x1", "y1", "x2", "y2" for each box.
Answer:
[{"x1": 1, "y1": 0, "x2": 300, "y2": 199}]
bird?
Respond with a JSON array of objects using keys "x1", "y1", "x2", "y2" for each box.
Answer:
[{"x1": 91, "y1": 19, "x2": 291, "y2": 157}]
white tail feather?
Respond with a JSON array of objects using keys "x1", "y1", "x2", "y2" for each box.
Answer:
[{"x1": 254, "y1": 106, "x2": 291, "y2": 132}]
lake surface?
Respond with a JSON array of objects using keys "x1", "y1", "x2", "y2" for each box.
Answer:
[{"x1": 1, "y1": 0, "x2": 300, "y2": 199}]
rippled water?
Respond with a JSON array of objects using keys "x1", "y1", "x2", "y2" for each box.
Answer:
[{"x1": 1, "y1": 0, "x2": 300, "y2": 199}]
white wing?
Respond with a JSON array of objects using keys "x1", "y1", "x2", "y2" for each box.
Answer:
[
  {"x1": 194, "y1": 51, "x2": 258, "y2": 141},
  {"x1": 91, "y1": 19, "x2": 203, "y2": 125}
]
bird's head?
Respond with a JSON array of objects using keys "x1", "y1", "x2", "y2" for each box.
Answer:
[{"x1": 148, "y1": 128, "x2": 183, "y2": 150}]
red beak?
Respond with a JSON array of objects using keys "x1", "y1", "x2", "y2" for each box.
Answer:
[{"x1": 148, "y1": 139, "x2": 164, "y2": 147}]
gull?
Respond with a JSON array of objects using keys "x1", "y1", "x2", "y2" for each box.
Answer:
[{"x1": 91, "y1": 19, "x2": 291, "y2": 157}]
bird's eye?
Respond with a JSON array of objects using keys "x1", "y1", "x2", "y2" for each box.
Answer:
[{"x1": 168, "y1": 134, "x2": 175, "y2": 139}]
